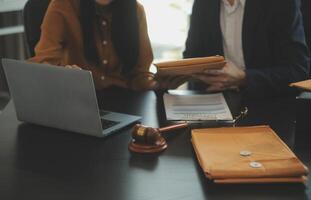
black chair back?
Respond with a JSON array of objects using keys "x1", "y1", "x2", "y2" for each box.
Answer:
[
  {"x1": 0, "y1": 61, "x2": 10, "y2": 112},
  {"x1": 23, "y1": 0, "x2": 51, "y2": 57}
]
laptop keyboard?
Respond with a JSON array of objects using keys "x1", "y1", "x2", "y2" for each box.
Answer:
[{"x1": 100, "y1": 118, "x2": 120, "y2": 130}]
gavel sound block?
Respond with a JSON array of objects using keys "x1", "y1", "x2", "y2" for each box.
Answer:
[{"x1": 128, "y1": 123, "x2": 188, "y2": 153}]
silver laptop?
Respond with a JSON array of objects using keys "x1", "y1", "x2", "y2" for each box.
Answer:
[{"x1": 2, "y1": 59, "x2": 141, "y2": 137}]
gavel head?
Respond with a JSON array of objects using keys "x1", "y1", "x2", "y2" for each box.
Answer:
[{"x1": 131, "y1": 124, "x2": 163, "y2": 145}]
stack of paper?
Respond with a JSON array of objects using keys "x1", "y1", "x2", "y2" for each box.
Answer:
[{"x1": 163, "y1": 93, "x2": 233, "y2": 121}]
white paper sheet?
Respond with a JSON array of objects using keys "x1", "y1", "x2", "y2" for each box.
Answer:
[{"x1": 163, "y1": 93, "x2": 233, "y2": 121}]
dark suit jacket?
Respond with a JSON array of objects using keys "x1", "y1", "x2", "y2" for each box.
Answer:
[
  {"x1": 302, "y1": 0, "x2": 311, "y2": 53},
  {"x1": 184, "y1": 0, "x2": 310, "y2": 99}
]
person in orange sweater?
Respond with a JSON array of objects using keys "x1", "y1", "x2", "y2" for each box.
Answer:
[{"x1": 30, "y1": 0, "x2": 156, "y2": 91}]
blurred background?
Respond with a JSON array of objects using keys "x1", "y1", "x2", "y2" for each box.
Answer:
[
  {"x1": 138, "y1": 0, "x2": 193, "y2": 62},
  {"x1": 0, "y1": 0, "x2": 28, "y2": 59}
]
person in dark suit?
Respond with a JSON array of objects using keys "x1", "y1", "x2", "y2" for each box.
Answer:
[
  {"x1": 301, "y1": 0, "x2": 311, "y2": 60},
  {"x1": 184, "y1": 0, "x2": 310, "y2": 99}
]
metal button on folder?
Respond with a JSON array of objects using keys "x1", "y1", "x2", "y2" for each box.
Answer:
[
  {"x1": 240, "y1": 150, "x2": 252, "y2": 157},
  {"x1": 250, "y1": 162, "x2": 262, "y2": 168},
  {"x1": 102, "y1": 40, "x2": 107, "y2": 45},
  {"x1": 100, "y1": 76, "x2": 105, "y2": 81}
]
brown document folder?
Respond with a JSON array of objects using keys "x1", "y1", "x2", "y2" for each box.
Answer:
[
  {"x1": 290, "y1": 79, "x2": 311, "y2": 91},
  {"x1": 192, "y1": 126, "x2": 309, "y2": 184},
  {"x1": 154, "y1": 56, "x2": 226, "y2": 76}
]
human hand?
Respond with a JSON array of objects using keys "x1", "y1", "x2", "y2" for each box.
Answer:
[
  {"x1": 191, "y1": 61, "x2": 246, "y2": 92},
  {"x1": 65, "y1": 64, "x2": 82, "y2": 70},
  {"x1": 130, "y1": 73, "x2": 158, "y2": 91},
  {"x1": 154, "y1": 75, "x2": 189, "y2": 90}
]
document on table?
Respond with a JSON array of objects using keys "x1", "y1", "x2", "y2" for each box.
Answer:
[{"x1": 163, "y1": 93, "x2": 233, "y2": 121}]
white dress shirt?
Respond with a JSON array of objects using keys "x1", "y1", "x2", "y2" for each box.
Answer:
[{"x1": 220, "y1": 0, "x2": 246, "y2": 69}]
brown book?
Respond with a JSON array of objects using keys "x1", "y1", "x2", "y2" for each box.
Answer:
[
  {"x1": 192, "y1": 126, "x2": 309, "y2": 184},
  {"x1": 154, "y1": 56, "x2": 226, "y2": 76},
  {"x1": 290, "y1": 79, "x2": 311, "y2": 91}
]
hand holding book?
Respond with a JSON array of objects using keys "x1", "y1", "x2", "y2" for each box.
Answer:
[{"x1": 154, "y1": 56, "x2": 246, "y2": 91}]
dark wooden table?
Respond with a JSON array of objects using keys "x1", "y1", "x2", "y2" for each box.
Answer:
[{"x1": 0, "y1": 89, "x2": 310, "y2": 200}]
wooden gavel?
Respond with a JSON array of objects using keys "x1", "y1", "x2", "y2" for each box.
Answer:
[{"x1": 131, "y1": 123, "x2": 188, "y2": 145}]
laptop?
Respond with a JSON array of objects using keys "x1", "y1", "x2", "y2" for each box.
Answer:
[{"x1": 2, "y1": 59, "x2": 141, "y2": 137}]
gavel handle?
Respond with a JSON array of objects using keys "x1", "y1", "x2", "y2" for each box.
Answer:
[{"x1": 158, "y1": 123, "x2": 188, "y2": 133}]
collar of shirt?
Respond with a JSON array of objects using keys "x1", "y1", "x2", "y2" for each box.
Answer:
[{"x1": 222, "y1": 0, "x2": 246, "y2": 14}]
